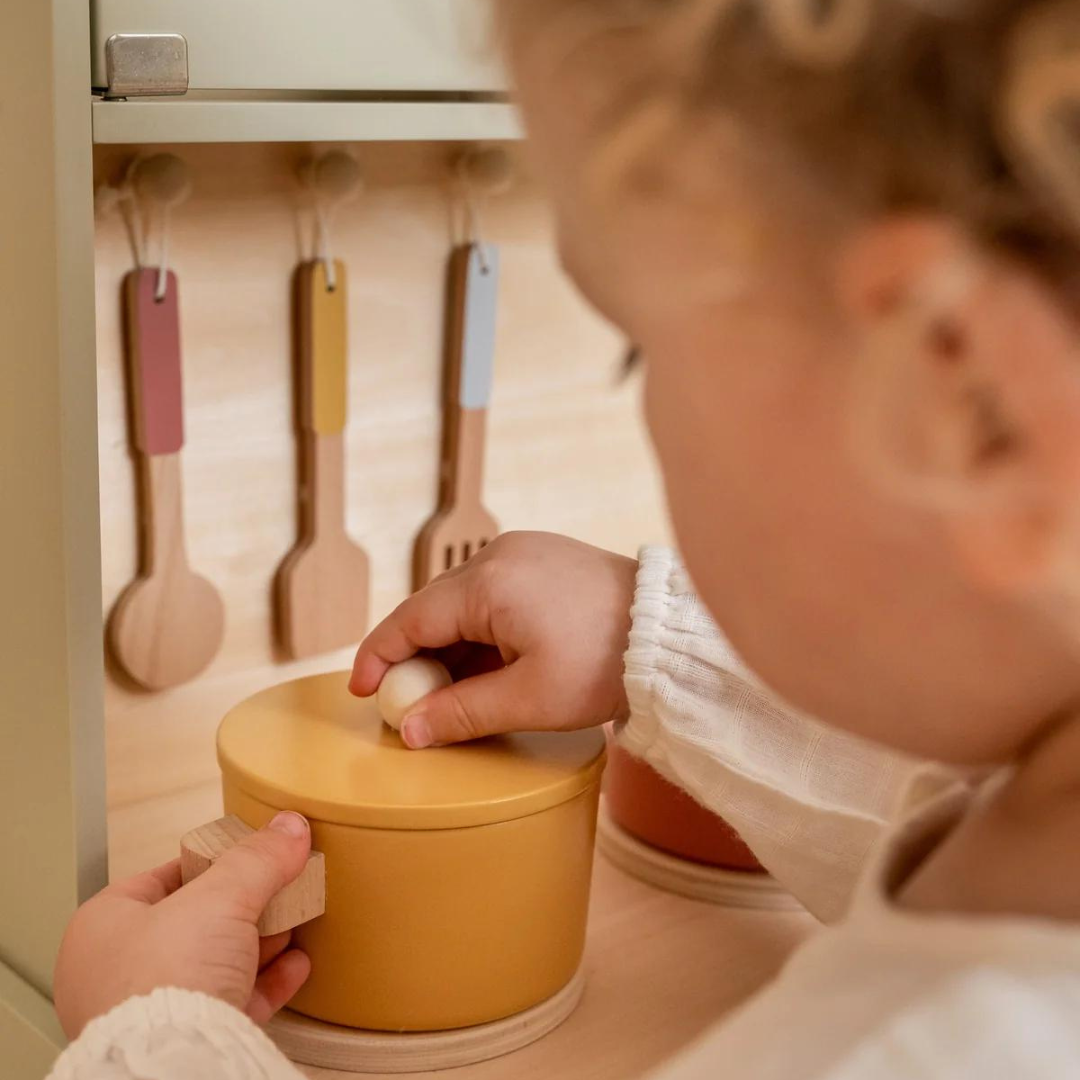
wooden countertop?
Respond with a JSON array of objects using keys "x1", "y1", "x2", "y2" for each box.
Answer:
[
  {"x1": 111, "y1": 788, "x2": 814, "y2": 1080},
  {"x1": 304, "y1": 857, "x2": 814, "y2": 1080}
]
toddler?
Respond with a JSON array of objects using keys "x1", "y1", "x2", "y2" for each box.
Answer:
[{"x1": 48, "y1": 1, "x2": 1080, "y2": 1077}]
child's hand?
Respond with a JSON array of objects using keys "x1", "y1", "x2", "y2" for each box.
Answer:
[
  {"x1": 350, "y1": 532, "x2": 637, "y2": 748},
  {"x1": 53, "y1": 811, "x2": 313, "y2": 1039}
]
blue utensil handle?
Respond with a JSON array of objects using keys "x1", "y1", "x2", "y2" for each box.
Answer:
[{"x1": 457, "y1": 243, "x2": 499, "y2": 410}]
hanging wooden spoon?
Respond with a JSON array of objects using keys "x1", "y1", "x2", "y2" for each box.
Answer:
[
  {"x1": 413, "y1": 242, "x2": 500, "y2": 589},
  {"x1": 276, "y1": 259, "x2": 370, "y2": 658},
  {"x1": 109, "y1": 269, "x2": 225, "y2": 690}
]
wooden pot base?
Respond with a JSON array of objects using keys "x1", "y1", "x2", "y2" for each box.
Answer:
[
  {"x1": 597, "y1": 802, "x2": 804, "y2": 912},
  {"x1": 266, "y1": 968, "x2": 586, "y2": 1073}
]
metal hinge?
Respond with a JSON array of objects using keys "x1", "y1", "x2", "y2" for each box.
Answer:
[{"x1": 104, "y1": 33, "x2": 189, "y2": 99}]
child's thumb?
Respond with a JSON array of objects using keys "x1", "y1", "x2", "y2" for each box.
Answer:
[
  {"x1": 399, "y1": 665, "x2": 535, "y2": 749},
  {"x1": 188, "y1": 813, "x2": 312, "y2": 922}
]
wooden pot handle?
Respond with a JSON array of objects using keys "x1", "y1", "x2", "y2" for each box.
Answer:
[{"x1": 180, "y1": 815, "x2": 326, "y2": 936}]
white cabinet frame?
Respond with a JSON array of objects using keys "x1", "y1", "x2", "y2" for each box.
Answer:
[
  {"x1": 90, "y1": 0, "x2": 503, "y2": 93},
  {"x1": 91, "y1": 98, "x2": 520, "y2": 145},
  {"x1": 89, "y1": 0, "x2": 518, "y2": 143},
  {"x1": 3, "y1": 2, "x2": 136, "y2": 1076}
]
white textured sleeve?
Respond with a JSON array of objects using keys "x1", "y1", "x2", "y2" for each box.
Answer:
[
  {"x1": 644, "y1": 789, "x2": 1080, "y2": 1080},
  {"x1": 46, "y1": 990, "x2": 304, "y2": 1080},
  {"x1": 615, "y1": 546, "x2": 948, "y2": 922}
]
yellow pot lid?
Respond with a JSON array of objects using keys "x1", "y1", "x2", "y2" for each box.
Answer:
[{"x1": 217, "y1": 672, "x2": 607, "y2": 830}]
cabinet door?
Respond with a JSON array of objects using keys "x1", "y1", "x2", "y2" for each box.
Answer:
[{"x1": 91, "y1": 0, "x2": 504, "y2": 95}]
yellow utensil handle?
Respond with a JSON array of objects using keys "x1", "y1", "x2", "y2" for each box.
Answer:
[{"x1": 296, "y1": 259, "x2": 347, "y2": 435}]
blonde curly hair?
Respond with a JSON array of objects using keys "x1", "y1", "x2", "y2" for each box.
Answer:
[{"x1": 502, "y1": 0, "x2": 1080, "y2": 297}]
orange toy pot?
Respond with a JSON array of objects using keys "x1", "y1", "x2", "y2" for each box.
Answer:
[
  {"x1": 216, "y1": 673, "x2": 607, "y2": 1032},
  {"x1": 605, "y1": 739, "x2": 762, "y2": 871}
]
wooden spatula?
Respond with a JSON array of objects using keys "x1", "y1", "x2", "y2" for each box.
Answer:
[
  {"x1": 414, "y1": 243, "x2": 500, "y2": 589},
  {"x1": 109, "y1": 268, "x2": 225, "y2": 690},
  {"x1": 276, "y1": 259, "x2": 370, "y2": 658}
]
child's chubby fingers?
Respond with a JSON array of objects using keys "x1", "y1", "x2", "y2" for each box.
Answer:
[
  {"x1": 180, "y1": 812, "x2": 312, "y2": 925},
  {"x1": 246, "y1": 948, "x2": 312, "y2": 1025},
  {"x1": 54, "y1": 821, "x2": 315, "y2": 1040},
  {"x1": 400, "y1": 658, "x2": 553, "y2": 749},
  {"x1": 258, "y1": 931, "x2": 293, "y2": 970},
  {"x1": 103, "y1": 859, "x2": 184, "y2": 905},
  {"x1": 350, "y1": 571, "x2": 496, "y2": 696}
]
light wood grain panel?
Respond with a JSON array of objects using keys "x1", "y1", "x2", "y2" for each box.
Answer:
[
  {"x1": 108, "y1": 779, "x2": 223, "y2": 880},
  {"x1": 95, "y1": 143, "x2": 668, "y2": 818}
]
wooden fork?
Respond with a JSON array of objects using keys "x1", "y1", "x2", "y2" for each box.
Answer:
[{"x1": 414, "y1": 242, "x2": 500, "y2": 589}]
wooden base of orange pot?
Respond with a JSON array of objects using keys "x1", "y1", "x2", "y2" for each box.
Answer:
[
  {"x1": 597, "y1": 802, "x2": 803, "y2": 911},
  {"x1": 266, "y1": 968, "x2": 586, "y2": 1073}
]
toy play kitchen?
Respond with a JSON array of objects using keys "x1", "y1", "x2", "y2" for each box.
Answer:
[{"x1": 4, "y1": 4, "x2": 814, "y2": 1077}]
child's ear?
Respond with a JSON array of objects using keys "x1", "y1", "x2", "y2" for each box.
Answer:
[{"x1": 837, "y1": 214, "x2": 1080, "y2": 598}]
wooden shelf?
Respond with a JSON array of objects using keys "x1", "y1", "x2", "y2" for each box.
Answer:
[{"x1": 91, "y1": 98, "x2": 522, "y2": 145}]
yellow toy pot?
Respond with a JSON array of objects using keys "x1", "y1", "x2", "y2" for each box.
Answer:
[{"x1": 216, "y1": 672, "x2": 606, "y2": 1032}]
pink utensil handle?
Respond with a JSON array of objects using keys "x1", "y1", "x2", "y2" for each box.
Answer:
[{"x1": 124, "y1": 268, "x2": 184, "y2": 456}]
